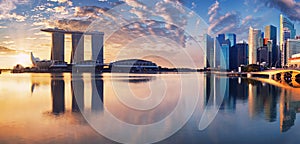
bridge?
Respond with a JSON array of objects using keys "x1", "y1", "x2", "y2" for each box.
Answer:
[{"x1": 248, "y1": 69, "x2": 300, "y2": 81}]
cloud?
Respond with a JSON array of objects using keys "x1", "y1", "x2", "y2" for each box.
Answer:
[
  {"x1": 47, "y1": 0, "x2": 72, "y2": 6},
  {"x1": 0, "y1": 0, "x2": 28, "y2": 22},
  {"x1": 0, "y1": 25, "x2": 7, "y2": 29},
  {"x1": 208, "y1": 1, "x2": 220, "y2": 23},
  {"x1": 74, "y1": 6, "x2": 109, "y2": 18},
  {"x1": 0, "y1": 45, "x2": 18, "y2": 53},
  {"x1": 260, "y1": 0, "x2": 300, "y2": 21},
  {"x1": 0, "y1": 12, "x2": 27, "y2": 22},
  {"x1": 25, "y1": 37, "x2": 37, "y2": 40},
  {"x1": 207, "y1": 1, "x2": 263, "y2": 40},
  {"x1": 2, "y1": 41, "x2": 15, "y2": 45},
  {"x1": 49, "y1": 19, "x2": 92, "y2": 31}
]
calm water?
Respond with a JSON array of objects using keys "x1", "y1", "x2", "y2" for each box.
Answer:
[{"x1": 0, "y1": 72, "x2": 300, "y2": 144}]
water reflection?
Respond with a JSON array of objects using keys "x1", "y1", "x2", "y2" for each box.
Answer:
[
  {"x1": 71, "y1": 76, "x2": 84, "y2": 112},
  {"x1": 280, "y1": 89, "x2": 300, "y2": 132},
  {"x1": 91, "y1": 76, "x2": 104, "y2": 112},
  {"x1": 46, "y1": 73, "x2": 300, "y2": 133},
  {"x1": 51, "y1": 73, "x2": 65, "y2": 114},
  {"x1": 247, "y1": 79, "x2": 279, "y2": 122},
  {"x1": 204, "y1": 75, "x2": 300, "y2": 132},
  {"x1": 8, "y1": 72, "x2": 300, "y2": 143}
]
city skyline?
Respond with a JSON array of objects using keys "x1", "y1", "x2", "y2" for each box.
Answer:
[{"x1": 0, "y1": 0, "x2": 300, "y2": 68}]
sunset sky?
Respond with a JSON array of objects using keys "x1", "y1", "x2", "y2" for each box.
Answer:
[{"x1": 0, "y1": 0, "x2": 299, "y2": 68}]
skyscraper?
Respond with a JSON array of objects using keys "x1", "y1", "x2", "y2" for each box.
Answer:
[
  {"x1": 216, "y1": 34, "x2": 231, "y2": 70},
  {"x1": 221, "y1": 40, "x2": 230, "y2": 69},
  {"x1": 257, "y1": 46, "x2": 269, "y2": 65},
  {"x1": 225, "y1": 33, "x2": 237, "y2": 70},
  {"x1": 280, "y1": 14, "x2": 296, "y2": 66},
  {"x1": 225, "y1": 33, "x2": 236, "y2": 47},
  {"x1": 214, "y1": 37, "x2": 221, "y2": 68},
  {"x1": 232, "y1": 42, "x2": 248, "y2": 69},
  {"x1": 217, "y1": 34, "x2": 225, "y2": 44},
  {"x1": 203, "y1": 34, "x2": 214, "y2": 68},
  {"x1": 248, "y1": 27, "x2": 262, "y2": 64},
  {"x1": 286, "y1": 39, "x2": 300, "y2": 62},
  {"x1": 265, "y1": 25, "x2": 278, "y2": 67}
]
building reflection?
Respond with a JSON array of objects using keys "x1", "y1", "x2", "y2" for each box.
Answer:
[
  {"x1": 204, "y1": 75, "x2": 300, "y2": 132},
  {"x1": 279, "y1": 89, "x2": 300, "y2": 132},
  {"x1": 204, "y1": 74, "x2": 224, "y2": 108},
  {"x1": 91, "y1": 76, "x2": 104, "y2": 112},
  {"x1": 247, "y1": 80, "x2": 279, "y2": 121},
  {"x1": 205, "y1": 75, "x2": 248, "y2": 111},
  {"x1": 49, "y1": 74, "x2": 105, "y2": 114},
  {"x1": 71, "y1": 75, "x2": 84, "y2": 112},
  {"x1": 47, "y1": 73, "x2": 300, "y2": 132},
  {"x1": 243, "y1": 78, "x2": 300, "y2": 132},
  {"x1": 51, "y1": 73, "x2": 65, "y2": 114}
]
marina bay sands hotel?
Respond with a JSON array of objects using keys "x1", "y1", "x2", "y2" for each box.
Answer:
[{"x1": 41, "y1": 28, "x2": 104, "y2": 64}]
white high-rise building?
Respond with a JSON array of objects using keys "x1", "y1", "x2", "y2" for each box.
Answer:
[{"x1": 248, "y1": 27, "x2": 262, "y2": 64}]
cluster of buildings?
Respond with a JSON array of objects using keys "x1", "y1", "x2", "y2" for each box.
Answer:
[{"x1": 204, "y1": 14, "x2": 300, "y2": 71}]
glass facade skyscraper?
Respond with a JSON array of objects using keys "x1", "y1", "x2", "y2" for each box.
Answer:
[
  {"x1": 203, "y1": 34, "x2": 214, "y2": 68},
  {"x1": 286, "y1": 39, "x2": 300, "y2": 62},
  {"x1": 265, "y1": 25, "x2": 278, "y2": 67},
  {"x1": 280, "y1": 14, "x2": 296, "y2": 66},
  {"x1": 225, "y1": 33, "x2": 236, "y2": 47}
]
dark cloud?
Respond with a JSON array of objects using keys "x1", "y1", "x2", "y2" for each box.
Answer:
[
  {"x1": 106, "y1": 20, "x2": 186, "y2": 48},
  {"x1": 49, "y1": 0, "x2": 189, "y2": 47},
  {"x1": 50, "y1": 19, "x2": 91, "y2": 31},
  {"x1": 0, "y1": 45, "x2": 20, "y2": 54},
  {"x1": 74, "y1": 6, "x2": 109, "y2": 18},
  {"x1": 207, "y1": 1, "x2": 263, "y2": 41},
  {"x1": 261, "y1": 0, "x2": 300, "y2": 21}
]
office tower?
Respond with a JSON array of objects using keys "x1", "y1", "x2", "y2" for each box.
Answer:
[
  {"x1": 280, "y1": 14, "x2": 296, "y2": 66},
  {"x1": 214, "y1": 37, "x2": 221, "y2": 68},
  {"x1": 265, "y1": 25, "x2": 278, "y2": 67},
  {"x1": 221, "y1": 40, "x2": 230, "y2": 69},
  {"x1": 231, "y1": 42, "x2": 248, "y2": 69},
  {"x1": 51, "y1": 32, "x2": 65, "y2": 61},
  {"x1": 225, "y1": 33, "x2": 237, "y2": 70},
  {"x1": 215, "y1": 34, "x2": 230, "y2": 69},
  {"x1": 225, "y1": 33, "x2": 236, "y2": 47},
  {"x1": 217, "y1": 34, "x2": 225, "y2": 44},
  {"x1": 203, "y1": 34, "x2": 214, "y2": 68},
  {"x1": 286, "y1": 39, "x2": 300, "y2": 62},
  {"x1": 257, "y1": 46, "x2": 269, "y2": 65},
  {"x1": 248, "y1": 27, "x2": 262, "y2": 64}
]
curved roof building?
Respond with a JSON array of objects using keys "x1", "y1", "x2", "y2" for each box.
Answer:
[{"x1": 109, "y1": 59, "x2": 158, "y2": 73}]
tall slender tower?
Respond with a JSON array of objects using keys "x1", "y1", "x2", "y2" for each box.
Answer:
[
  {"x1": 280, "y1": 14, "x2": 296, "y2": 66},
  {"x1": 248, "y1": 27, "x2": 262, "y2": 64},
  {"x1": 265, "y1": 25, "x2": 277, "y2": 67}
]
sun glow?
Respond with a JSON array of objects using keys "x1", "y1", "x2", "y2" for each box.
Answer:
[{"x1": 14, "y1": 53, "x2": 32, "y2": 67}]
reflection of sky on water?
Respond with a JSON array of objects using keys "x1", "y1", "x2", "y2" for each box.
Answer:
[{"x1": 1, "y1": 73, "x2": 300, "y2": 143}]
